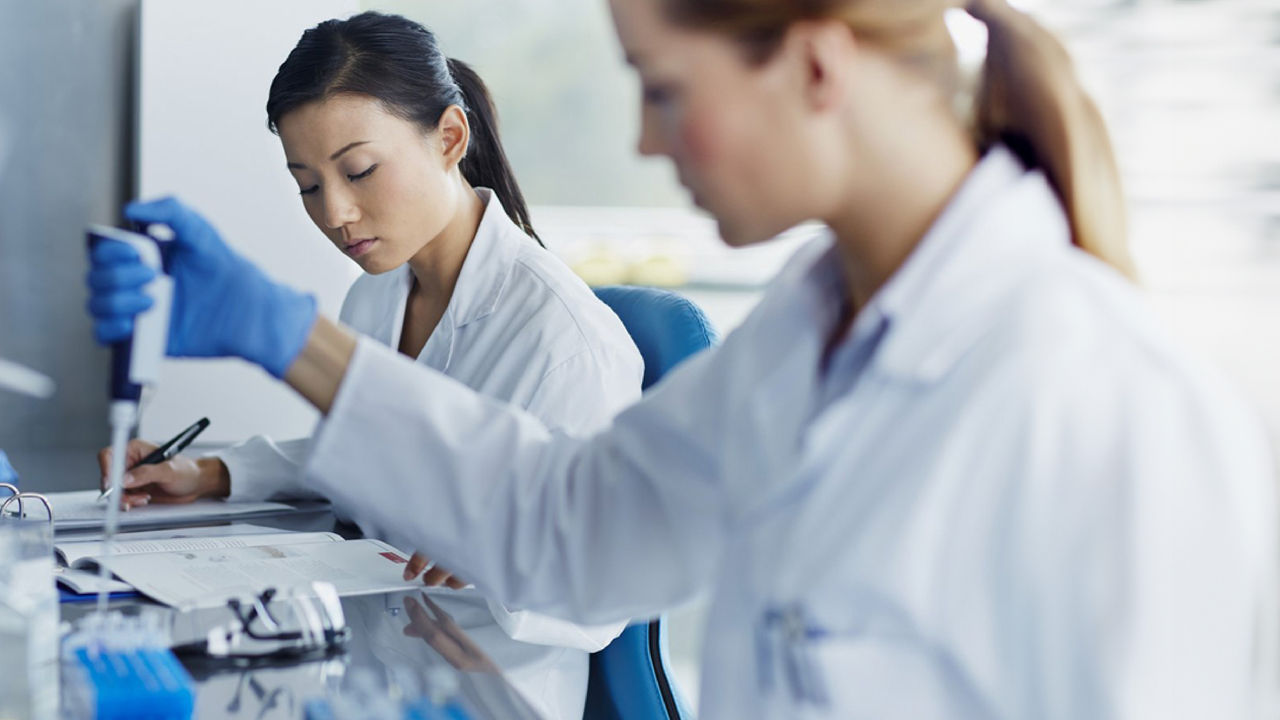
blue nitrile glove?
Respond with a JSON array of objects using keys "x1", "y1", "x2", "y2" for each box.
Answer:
[
  {"x1": 86, "y1": 197, "x2": 317, "y2": 378},
  {"x1": 0, "y1": 450, "x2": 18, "y2": 486}
]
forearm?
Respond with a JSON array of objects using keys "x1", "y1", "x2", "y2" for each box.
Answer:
[
  {"x1": 304, "y1": 338, "x2": 724, "y2": 624},
  {"x1": 283, "y1": 316, "x2": 358, "y2": 414}
]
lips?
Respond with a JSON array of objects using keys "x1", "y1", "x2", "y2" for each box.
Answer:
[{"x1": 343, "y1": 237, "x2": 378, "y2": 258}]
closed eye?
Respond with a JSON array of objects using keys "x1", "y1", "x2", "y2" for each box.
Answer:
[
  {"x1": 348, "y1": 164, "x2": 378, "y2": 182},
  {"x1": 299, "y1": 185, "x2": 319, "y2": 196},
  {"x1": 642, "y1": 85, "x2": 675, "y2": 107}
]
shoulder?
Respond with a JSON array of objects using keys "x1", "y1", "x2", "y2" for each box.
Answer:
[
  {"x1": 971, "y1": 249, "x2": 1270, "y2": 491},
  {"x1": 989, "y1": 253, "x2": 1197, "y2": 393},
  {"x1": 484, "y1": 236, "x2": 642, "y2": 375}
]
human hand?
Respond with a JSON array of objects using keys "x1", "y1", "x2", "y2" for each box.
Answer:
[
  {"x1": 97, "y1": 439, "x2": 229, "y2": 509},
  {"x1": 86, "y1": 196, "x2": 318, "y2": 378},
  {"x1": 403, "y1": 551, "x2": 469, "y2": 590}
]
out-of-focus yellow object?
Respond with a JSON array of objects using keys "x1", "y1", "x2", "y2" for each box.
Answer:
[
  {"x1": 626, "y1": 253, "x2": 688, "y2": 288},
  {"x1": 571, "y1": 250, "x2": 630, "y2": 287}
]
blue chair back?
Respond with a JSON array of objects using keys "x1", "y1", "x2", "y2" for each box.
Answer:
[{"x1": 584, "y1": 286, "x2": 715, "y2": 720}]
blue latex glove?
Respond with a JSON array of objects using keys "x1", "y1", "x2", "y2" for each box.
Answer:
[
  {"x1": 86, "y1": 197, "x2": 317, "y2": 378},
  {"x1": 0, "y1": 450, "x2": 17, "y2": 486}
]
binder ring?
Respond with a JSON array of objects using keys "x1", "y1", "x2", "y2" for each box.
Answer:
[
  {"x1": 0, "y1": 481, "x2": 22, "y2": 515},
  {"x1": 0, "y1": 491, "x2": 52, "y2": 522}
]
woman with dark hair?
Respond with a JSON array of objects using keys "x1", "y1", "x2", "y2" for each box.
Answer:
[{"x1": 96, "y1": 12, "x2": 642, "y2": 719}]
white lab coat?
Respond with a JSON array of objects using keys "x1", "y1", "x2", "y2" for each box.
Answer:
[
  {"x1": 213, "y1": 188, "x2": 643, "y2": 720},
  {"x1": 302, "y1": 148, "x2": 1279, "y2": 719}
]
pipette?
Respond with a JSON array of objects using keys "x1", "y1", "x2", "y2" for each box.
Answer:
[{"x1": 85, "y1": 224, "x2": 173, "y2": 612}]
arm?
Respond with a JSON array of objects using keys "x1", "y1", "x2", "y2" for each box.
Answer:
[
  {"x1": 85, "y1": 197, "x2": 732, "y2": 626},
  {"x1": 284, "y1": 315, "x2": 357, "y2": 414},
  {"x1": 1006, "y1": 365, "x2": 1278, "y2": 720},
  {"x1": 301, "y1": 331, "x2": 732, "y2": 626},
  {"x1": 480, "y1": 347, "x2": 642, "y2": 650}
]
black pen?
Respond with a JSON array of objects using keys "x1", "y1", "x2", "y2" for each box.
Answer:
[{"x1": 98, "y1": 417, "x2": 211, "y2": 503}]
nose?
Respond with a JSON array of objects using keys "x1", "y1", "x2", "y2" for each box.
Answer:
[
  {"x1": 637, "y1": 108, "x2": 665, "y2": 158},
  {"x1": 320, "y1": 186, "x2": 361, "y2": 230}
]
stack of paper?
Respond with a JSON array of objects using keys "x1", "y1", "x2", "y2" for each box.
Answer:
[
  {"x1": 54, "y1": 525, "x2": 418, "y2": 609},
  {"x1": 45, "y1": 490, "x2": 298, "y2": 531}
]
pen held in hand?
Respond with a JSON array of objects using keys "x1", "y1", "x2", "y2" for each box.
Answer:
[{"x1": 98, "y1": 417, "x2": 210, "y2": 503}]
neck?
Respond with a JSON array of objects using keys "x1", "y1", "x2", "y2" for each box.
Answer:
[
  {"x1": 405, "y1": 184, "x2": 486, "y2": 302},
  {"x1": 825, "y1": 119, "x2": 979, "y2": 313}
]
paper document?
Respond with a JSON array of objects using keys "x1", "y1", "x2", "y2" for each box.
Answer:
[
  {"x1": 45, "y1": 490, "x2": 296, "y2": 531},
  {"x1": 98, "y1": 537, "x2": 417, "y2": 609},
  {"x1": 56, "y1": 530, "x2": 343, "y2": 568},
  {"x1": 56, "y1": 521, "x2": 297, "y2": 544},
  {"x1": 55, "y1": 567, "x2": 135, "y2": 595},
  {"x1": 53, "y1": 526, "x2": 328, "y2": 597}
]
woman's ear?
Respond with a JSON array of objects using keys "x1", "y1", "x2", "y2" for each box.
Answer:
[
  {"x1": 437, "y1": 104, "x2": 471, "y2": 168},
  {"x1": 788, "y1": 20, "x2": 857, "y2": 114}
]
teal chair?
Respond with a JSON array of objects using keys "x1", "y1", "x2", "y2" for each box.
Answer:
[{"x1": 584, "y1": 286, "x2": 716, "y2": 720}]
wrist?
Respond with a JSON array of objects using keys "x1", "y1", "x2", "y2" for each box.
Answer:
[
  {"x1": 283, "y1": 316, "x2": 358, "y2": 415},
  {"x1": 219, "y1": 262, "x2": 317, "y2": 378},
  {"x1": 197, "y1": 457, "x2": 231, "y2": 499}
]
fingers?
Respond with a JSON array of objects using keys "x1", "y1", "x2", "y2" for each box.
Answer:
[
  {"x1": 405, "y1": 553, "x2": 467, "y2": 589},
  {"x1": 99, "y1": 439, "x2": 160, "y2": 490},
  {"x1": 124, "y1": 196, "x2": 186, "y2": 228},
  {"x1": 422, "y1": 565, "x2": 455, "y2": 587},
  {"x1": 93, "y1": 318, "x2": 134, "y2": 344},
  {"x1": 86, "y1": 256, "x2": 156, "y2": 290},
  {"x1": 87, "y1": 291, "x2": 154, "y2": 318},
  {"x1": 125, "y1": 439, "x2": 158, "y2": 466},
  {"x1": 123, "y1": 463, "x2": 168, "y2": 491},
  {"x1": 121, "y1": 491, "x2": 150, "y2": 510},
  {"x1": 86, "y1": 240, "x2": 157, "y2": 345},
  {"x1": 97, "y1": 447, "x2": 112, "y2": 486},
  {"x1": 403, "y1": 552, "x2": 430, "y2": 581},
  {"x1": 89, "y1": 238, "x2": 143, "y2": 265},
  {"x1": 124, "y1": 196, "x2": 205, "y2": 244}
]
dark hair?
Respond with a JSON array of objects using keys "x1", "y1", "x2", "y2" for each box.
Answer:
[{"x1": 266, "y1": 11, "x2": 541, "y2": 245}]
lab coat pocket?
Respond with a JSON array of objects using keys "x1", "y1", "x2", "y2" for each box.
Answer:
[
  {"x1": 799, "y1": 632, "x2": 991, "y2": 720},
  {"x1": 759, "y1": 599, "x2": 991, "y2": 720}
]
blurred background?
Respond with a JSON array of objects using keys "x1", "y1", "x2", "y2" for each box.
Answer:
[{"x1": 1, "y1": 0, "x2": 1277, "y2": 706}]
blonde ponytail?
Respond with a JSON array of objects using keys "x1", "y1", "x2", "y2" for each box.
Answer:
[{"x1": 967, "y1": 0, "x2": 1136, "y2": 279}]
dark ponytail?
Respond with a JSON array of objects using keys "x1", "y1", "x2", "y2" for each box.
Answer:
[
  {"x1": 266, "y1": 11, "x2": 541, "y2": 246},
  {"x1": 445, "y1": 58, "x2": 540, "y2": 244}
]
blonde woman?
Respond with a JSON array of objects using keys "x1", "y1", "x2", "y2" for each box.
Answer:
[{"x1": 89, "y1": 0, "x2": 1276, "y2": 717}]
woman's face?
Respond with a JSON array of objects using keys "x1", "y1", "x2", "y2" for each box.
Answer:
[
  {"x1": 277, "y1": 93, "x2": 467, "y2": 274},
  {"x1": 608, "y1": 0, "x2": 832, "y2": 247}
]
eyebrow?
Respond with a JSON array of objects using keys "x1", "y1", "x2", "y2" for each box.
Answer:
[{"x1": 286, "y1": 141, "x2": 371, "y2": 170}]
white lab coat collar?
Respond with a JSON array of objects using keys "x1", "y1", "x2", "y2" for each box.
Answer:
[
  {"x1": 444, "y1": 187, "x2": 528, "y2": 329},
  {"x1": 815, "y1": 145, "x2": 1074, "y2": 385},
  {"x1": 388, "y1": 188, "x2": 530, "y2": 370}
]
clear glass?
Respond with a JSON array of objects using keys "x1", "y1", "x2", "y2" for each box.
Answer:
[{"x1": 0, "y1": 517, "x2": 57, "y2": 720}]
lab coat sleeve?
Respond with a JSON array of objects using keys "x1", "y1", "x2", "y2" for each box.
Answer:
[
  {"x1": 483, "y1": 347, "x2": 643, "y2": 652},
  {"x1": 305, "y1": 334, "x2": 733, "y2": 626},
  {"x1": 210, "y1": 436, "x2": 323, "y2": 502}
]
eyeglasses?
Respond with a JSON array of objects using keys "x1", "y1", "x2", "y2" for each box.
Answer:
[{"x1": 173, "y1": 581, "x2": 350, "y2": 662}]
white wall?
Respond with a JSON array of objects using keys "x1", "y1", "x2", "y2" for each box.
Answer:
[{"x1": 137, "y1": 0, "x2": 360, "y2": 443}]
